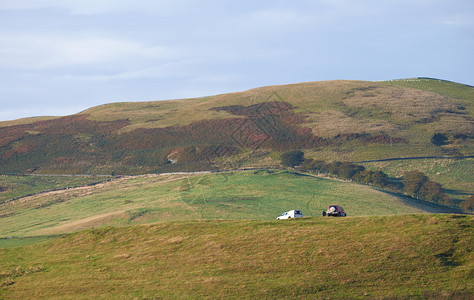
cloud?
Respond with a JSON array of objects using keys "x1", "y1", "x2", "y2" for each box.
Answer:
[
  {"x1": 59, "y1": 59, "x2": 199, "y2": 81},
  {"x1": 443, "y1": 13, "x2": 474, "y2": 26},
  {"x1": 0, "y1": 33, "x2": 181, "y2": 71},
  {"x1": 0, "y1": 0, "x2": 195, "y2": 15},
  {"x1": 0, "y1": 0, "x2": 473, "y2": 122}
]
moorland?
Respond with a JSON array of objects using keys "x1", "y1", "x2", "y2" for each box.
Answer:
[{"x1": 0, "y1": 78, "x2": 473, "y2": 299}]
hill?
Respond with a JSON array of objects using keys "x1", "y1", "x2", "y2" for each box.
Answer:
[
  {"x1": 1, "y1": 214, "x2": 472, "y2": 299},
  {"x1": 0, "y1": 170, "x2": 458, "y2": 238},
  {"x1": 0, "y1": 78, "x2": 472, "y2": 176}
]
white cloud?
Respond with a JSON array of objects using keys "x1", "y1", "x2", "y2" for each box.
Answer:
[
  {"x1": 0, "y1": 33, "x2": 180, "y2": 70},
  {"x1": 59, "y1": 59, "x2": 199, "y2": 81},
  {"x1": 443, "y1": 13, "x2": 474, "y2": 26},
  {"x1": 0, "y1": 0, "x2": 194, "y2": 15},
  {"x1": 0, "y1": 0, "x2": 473, "y2": 122}
]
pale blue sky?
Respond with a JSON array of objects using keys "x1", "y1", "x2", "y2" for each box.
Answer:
[{"x1": 1, "y1": 0, "x2": 473, "y2": 121}]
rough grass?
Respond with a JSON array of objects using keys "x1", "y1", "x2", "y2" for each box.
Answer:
[
  {"x1": 0, "y1": 170, "x2": 456, "y2": 238},
  {"x1": 362, "y1": 158, "x2": 474, "y2": 197},
  {"x1": 82, "y1": 79, "x2": 473, "y2": 139},
  {"x1": 383, "y1": 78, "x2": 474, "y2": 107},
  {"x1": 78, "y1": 79, "x2": 474, "y2": 167},
  {"x1": 0, "y1": 175, "x2": 112, "y2": 204},
  {"x1": 0, "y1": 116, "x2": 60, "y2": 128},
  {"x1": 1, "y1": 79, "x2": 472, "y2": 176},
  {"x1": 0, "y1": 214, "x2": 472, "y2": 299}
]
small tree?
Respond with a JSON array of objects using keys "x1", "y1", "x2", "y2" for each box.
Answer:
[
  {"x1": 371, "y1": 171, "x2": 389, "y2": 187},
  {"x1": 419, "y1": 181, "x2": 444, "y2": 203},
  {"x1": 431, "y1": 133, "x2": 448, "y2": 146},
  {"x1": 327, "y1": 162, "x2": 342, "y2": 175},
  {"x1": 280, "y1": 150, "x2": 304, "y2": 167},
  {"x1": 337, "y1": 163, "x2": 365, "y2": 180},
  {"x1": 460, "y1": 195, "x2": 474, "y2": 211},
  {"x1": 353, "y1": 170, "x2": 372, "y2": 184},
  {"x1": 439, "y1": 195, "x2": 455, "y2": 207},
  {"x1": 403, "y1": 171, "x2": 428, "y2": 198},
  {"x1": 301, "y1": 159, "x2": 326, "y2": 173}
]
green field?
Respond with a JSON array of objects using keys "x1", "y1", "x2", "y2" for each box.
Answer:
[
  {"x1": 384, "y1": 78, "x2": 474, "y2": 107},
  {"x1": 362, "y1": 158, "x2": 474, "y2": 199},
  {"x1": 0, "y1": 175, "x2": 112, "y2": 204},
  {"x1": 0, "y1": 170, "x2": 456, "y2": 239},
  {"x1": 1, "y1": 215, "x2": 472, "y2": 299}
]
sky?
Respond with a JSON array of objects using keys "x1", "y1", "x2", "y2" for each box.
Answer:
[{"x1": 1, "y1": 0, "x2": 473, "y2": 121}]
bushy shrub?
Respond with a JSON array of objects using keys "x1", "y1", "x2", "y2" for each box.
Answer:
[
  {"x1": 301, "y1": 159, "x2": 387, "y2": 187},
  {"x1": 281, "y1": 150, "x2": 305, "y2": 167},
  {"x1": 460, "y1": 195, "x2": 474, "y2": 211},
  {"x1": 431, "y1": 133, "x2": 448, "y2": 146},
  {"x1": 403, "y1": 171, "x2": 428, "y2": 198}
]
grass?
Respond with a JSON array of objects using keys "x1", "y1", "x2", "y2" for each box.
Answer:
[
  {"x1": 361, "y1": 158, "x2": 474, "y2": 198},
  {"x1": 0, "y1": 175, "x2": 112, "y2": 204},
  {"x1": 1, "y1": 79, "x2": 472, "y2": 176},
  {"x1": 0, "y1": 170, "x2": 456, "y2": 238},
  {"x1": 0, "y1": 235, "x2": 64, "y2": 249},
  {"x1": 383, "y1": 78, "x2": 474, "y2": 107},
  {"x1": 81, "y1": 79, "x2": 473, "y2": 137},
  {"x1": 0, "y1": 214, "x2": 472, "y2": 299},
  {"x1": 80, "y1": 79, "x2": 474, "y2": 169}
]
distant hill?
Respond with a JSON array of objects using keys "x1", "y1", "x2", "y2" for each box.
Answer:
[{"x1": 0, "y1": 78, "x2": 472, "y2": 175}]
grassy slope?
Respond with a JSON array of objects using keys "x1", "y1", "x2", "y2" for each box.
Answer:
[
  {"x1": 0, "y1": 215, "x2": 472, "y2": 299},
  {"x1": 0, "y1": 175, "x2": 112, "y2": 204},
  {"x1": 83, "y1": 79, "x2": 474, "y2": 159},
  {"x1": 383, "y1": 78, "x2": 474, "y2": 108},
  {"x1": 1, "y1": 79, "x2": 472, "y2": 175},
  {"x1": 0, "y1": 170, "x2": 456, "y2": 238},
  {"x1": 362, "y1": 158, "x2": 474, "y2": 197},
  {"x1": 103, "y1": 80, "x2": 471, "y2": 153}
]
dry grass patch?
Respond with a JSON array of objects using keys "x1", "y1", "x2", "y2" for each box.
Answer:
[{"x1": 0, "y1": 215, "x2": 472, "y2": 299}]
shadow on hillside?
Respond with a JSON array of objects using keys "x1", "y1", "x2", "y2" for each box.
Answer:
[
  {"x1": 377, "y1": 189, "x2": 466, "y2": 214},
  {"x1": 444, "y1": 189, "x2": 472, "y2": 196}
]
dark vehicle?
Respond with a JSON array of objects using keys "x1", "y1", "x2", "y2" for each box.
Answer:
[{"x1": 322, "y1": 205, "x2": 346, "y2": 217}]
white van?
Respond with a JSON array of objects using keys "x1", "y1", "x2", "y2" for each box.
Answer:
[{"x1": 277, "y1": 210, "x2": 303, "y2": 220}]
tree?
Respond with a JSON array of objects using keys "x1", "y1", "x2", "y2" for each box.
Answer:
[
  {"x1": 403, "y1": 171, "x2": 428, "y2": 198},
  {"x1": 431, "y1": 133, "x2": 448, "y2": 146},
  {"x1": 337, "y1": 163, "x2": 365, "y2": 179},
  {"x1": 353, "y1": 170, "x2": 388, "y2": 187},
  {"x1": 355, "y1": 170, "x2": 374, "y2": 184},
  {"x1": 439, "y1": 195, "x2": 455, "y2": 207},
  {"x1": 460, "y1": 195, "x2": 474, "y2": 211},
  {"x1": 371, "y1": 171, "x2": 389, "y2": 187},
  {"x1": 327, "y1": 162, "x2": 342, "y2": 175},
  {"x1": 419, "y1": 181, "x2": 444, "y2": 203},
  {"x1": 301, "y1": 159, "x2": 327, "y2": 173},
  {"x1": 280, "y1": 150, "x2": 304, "y2": 167}
]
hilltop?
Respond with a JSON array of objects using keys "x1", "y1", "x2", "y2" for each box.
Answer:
[
  {"x1": 0, "y1": 78, "x2": 472, "y2": 176},
  {"x1": 1, "y1": 214, "x2": 472, "y2": 299}
]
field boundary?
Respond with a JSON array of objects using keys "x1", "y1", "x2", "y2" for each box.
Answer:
[{"x1": 352, "y1": 155, "x2": 474, "y2": 163}]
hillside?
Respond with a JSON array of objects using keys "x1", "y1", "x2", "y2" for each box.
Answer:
[
  {"x1": 1, "y1": 214, "x2": 472, "y2": 299},
  {"x1": 1, "y1": 78, "x2": 472, "y2": 299},
  {"x1": 0, "y1": 170, "x2": 458, "y2": 238},
  {"x1": 0, "y1": 78, "x2": 472, "y2": 176}
]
